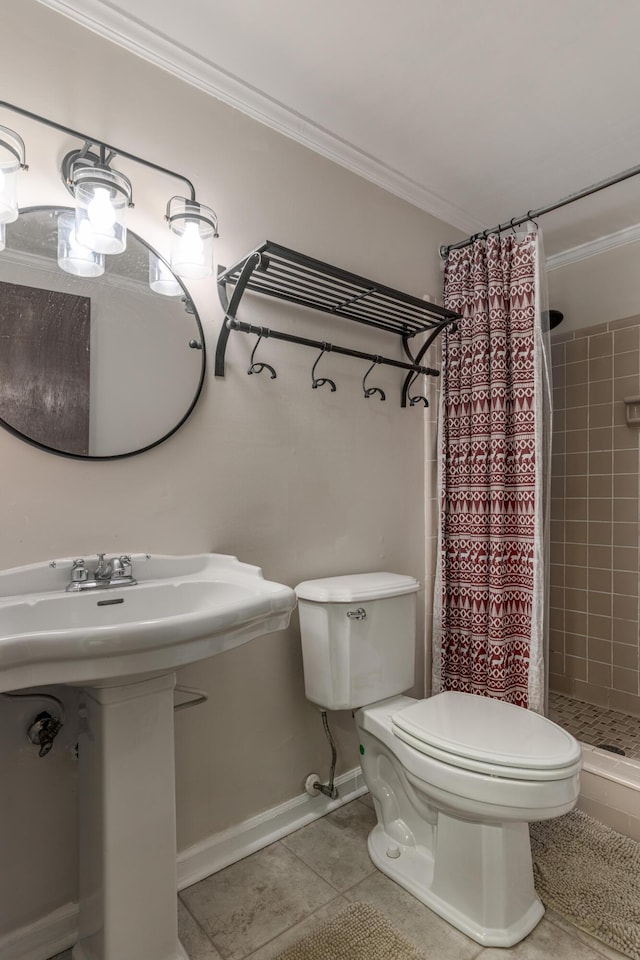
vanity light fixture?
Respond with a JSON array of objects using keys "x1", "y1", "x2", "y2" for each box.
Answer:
[
  {"x1": 62, "y1": 146, "x2": 133, "y2": 256},
  {"x1": 149, "y1": 251, "x2": 182, "y2": 296},
  {"x1": 57, "y1": 211, "x2": 105, "y2": 278},
  {"x1": 0, "y1": 100, "x2": 218, "y2": 280},
  {"x1": 166, "y1": 196, "x2": 218, "y2": 280},
  {"x1": 0, "y1": 124, "x2": 27, "y2": 224}
]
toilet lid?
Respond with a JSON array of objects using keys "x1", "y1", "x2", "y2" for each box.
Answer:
[{"x1": 392, "y1": 691, "x2": 581, "y2": 773}]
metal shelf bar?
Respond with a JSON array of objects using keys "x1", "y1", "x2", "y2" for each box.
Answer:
[{"x1": 215, "y1": 241, "x2": 460, "y2": 403}]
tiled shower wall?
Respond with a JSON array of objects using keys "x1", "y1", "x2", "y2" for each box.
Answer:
[{"x1": 550, "y1": 316, "x2": 640, "y2": 717}]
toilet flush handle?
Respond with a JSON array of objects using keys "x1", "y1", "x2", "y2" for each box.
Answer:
[{"x1": 347, "y1": 607, "x2": 367, "y2": 620}]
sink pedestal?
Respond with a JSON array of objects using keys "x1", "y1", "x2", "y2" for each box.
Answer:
[{"x1": 72, "y1": 672, "x2": 187, "y2": 960}]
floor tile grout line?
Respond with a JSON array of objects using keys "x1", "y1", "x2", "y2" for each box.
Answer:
[{"x1": 178, "y1": 894, "x2": 222, "y2": 956}]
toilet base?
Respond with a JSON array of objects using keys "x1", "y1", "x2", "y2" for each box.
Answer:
[{"x1": 367, "y1": 818, "x2": 544, "y2": 947}]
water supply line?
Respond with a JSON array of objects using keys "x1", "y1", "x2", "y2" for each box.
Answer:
[
  {"x1": 0, "y1": 690, "x2": 66, "y2": 757},
  {"x1": 305, "y1": 710, "x2": 339, "y2": 800}
]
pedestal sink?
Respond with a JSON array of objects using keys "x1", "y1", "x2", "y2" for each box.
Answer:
[{"x1": 0, "y1": 553, "x2": 297, "y2": 960}]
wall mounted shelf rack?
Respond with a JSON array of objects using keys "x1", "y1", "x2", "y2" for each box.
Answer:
[{"x1": 215, "y1": 241, "x2": 460, "y2": 406}]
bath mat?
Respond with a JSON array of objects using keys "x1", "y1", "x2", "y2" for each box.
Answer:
[
  {"x1": 274, "y1": 902, "x2": 427, "y2": 960},
  {"x1": 530, "y1": 809, "x2": 640, "y2": 960}
]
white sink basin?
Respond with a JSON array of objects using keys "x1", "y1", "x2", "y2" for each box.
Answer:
[{"x1": 0, "y1": 552, "x2": 296, "y2": 691}]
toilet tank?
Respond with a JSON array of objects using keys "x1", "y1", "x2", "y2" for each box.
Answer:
[{"x1": 295, "y1": 573, "x2": 420, "y2": 710}]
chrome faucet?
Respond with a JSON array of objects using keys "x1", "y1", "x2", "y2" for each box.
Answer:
[{"x1": 66, "y1": 554, "x2": 137, "y2": 592}]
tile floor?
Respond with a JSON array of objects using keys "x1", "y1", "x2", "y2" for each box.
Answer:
[
  {"x1": 50, "y1": 795, "x2": 626, "y2": 960},
  {"x1": 549, "y1": 691, "x2": 640, "y2": 760}
]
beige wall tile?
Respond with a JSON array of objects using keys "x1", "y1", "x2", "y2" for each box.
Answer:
[
  {"x1": 613, "y1": 569, "x2": 639, "y2": 597},
  {"x1": 613, "y1": 643, "x2": 639, "y2": 671},
  {"x1": 587, "y1": 591, "x2": 612, "y2": 617},
  {"x1": 613, "y1": 473, "x2": 639, "y2": 498},
  {"x1": 564, "y1": 565, "x2": 587, "y2": 589},
  {"x1": 588, "y1": 661, "x2": 613, "y2": 686},
  {"x1": 565, "y1": 361, "x2": 588, "y2": 386},
  {"x1": 614, "y1": 448, "x2": 638, "y2": 473},
  {"x1": 565, "y1": 475, "x2": 588, "y2": 498},
  {"x1": 612, "y1": 666, "x2": 639, "y2": 695},
  {"x1": 613, "y1": 374, "x2": 640, "y2": 402},
  {"x1": 613, "y1": 324, "x2": 640, "y2": 349},
  {"x1": 565, "y1": 587, "x2": 588, "y2": 612},
  {"x1": 565, "y1": 655, "x2": 587, "y2": 681},
  {"x1": 566, "y1": 383, "x2": 589, "y2": 408},
  {"x1": 589, "y1": 379, "x2": 612, "y2": 405},
  {"x1": 609, "y1": 689, "x2": 640, "y2": 716},
  {"x1": 588, "y1": 567, "x2": 611, "y2": 593},
  {"x1": 573, "y1": 680, "x2": 609, "y2": 707},
  {"x1": 587, "y1": 521, "x2": 611, "y2": 546},
  {"x1": 587, "y1": 450, "x2": 611, "y2": 474},
  {"x1": 566, "y1": 520, "x2": 588, "y2": 544},
  {"x1": 613, "y1": 593, "x2": 639, "y2": 619},
  {"x1": 612, "y1": 546, "x2": 638, "y2": 572},
  {"x1": 588, "y1": 332, "x2": 613, "y2": 358},
  {"x1": 588, "y1": 544, "x2": 611, "y2": 568},
  {"x1": 565, "y1": 634, "x2": 587, "y2": 658},
  {"x1": 588, "y1": 355, "x2": 613, "y2": 382},
  {"x1": 564, "y1": 338, "x2": 588, "y2": 362},
  {"x1": 588, "y1": 404, "x2": 612, "y2": 429},
  {"x1": 588, "y1": 636, "x2": 612, "y2": 662},
  {"x1": 588, "y1": 615, "x2": 612, "y2": 642},
  {"x1": 614, "y1": 350, "x2": 639, "y2": 378},
  {"x1": 589, "y1": 426, "x2": 613, "y2": 451},
  {"x1": 614, "y1": 424, "x2": 638, "y2": 450},
  {"x1": 612, "y1": 522, "x2": 638, "y2": 547},
  {"x1": 612, "y1": 618, "x2": 639, "y2": 644},
  {"x1": 565, "y1": 609, "x2": 588, "y2": 635},
  {"x1": 588, "y1": 499, "x2": 611, "y2": 522}
]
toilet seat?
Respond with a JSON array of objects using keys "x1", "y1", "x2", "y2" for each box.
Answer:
[{"x1": 392, "y1": 691, "x2": 582, "y2": 781}]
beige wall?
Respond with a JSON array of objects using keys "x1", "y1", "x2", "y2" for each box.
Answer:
[
  {"x1": 549, "y1": 317, "x2": 640, "y2": 717},
  {"x1": 0, "y1": 0, "x2": 461, "y2": 938},
  {"x1": 547, "y1": 243, "x2": 640, "y2": 333}
]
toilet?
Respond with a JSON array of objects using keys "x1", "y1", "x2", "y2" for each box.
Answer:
[{"x1": 295, "y1": 572, "x2": 581, "y2": 948}]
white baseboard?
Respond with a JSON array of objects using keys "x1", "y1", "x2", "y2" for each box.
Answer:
[
  {"x1": 177, "y1": 766, "x2": 367, "y2": 889},
  {"x1": 2, "y1": 767, "x2": 367, "y2": 960},
  {"x1": 0, "y1": 901, "x2": 78, "y2": 960}
]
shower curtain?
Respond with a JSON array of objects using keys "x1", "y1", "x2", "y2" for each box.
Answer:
[{"x1": 432, "y1": 231, "x2": 549, "y2": 713}]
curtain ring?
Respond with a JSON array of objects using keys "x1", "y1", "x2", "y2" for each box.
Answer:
[
  {"x1": 527, "y1": 210, "x2": 539, "y2": 229},
  {"x1": 510, "y1": 217, "x2": 519, "y2": 235}
]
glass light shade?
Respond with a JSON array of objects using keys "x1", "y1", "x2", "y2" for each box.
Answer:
[
  {"x1": 0, "y1": 223, "x2": 5, "y2": 252},
  {"x1": 149, "y1": 252, "x2": 182, "y2": 296},
  {"x1": 168, "y1": 199, "x2": 216, "y2": 279},
  {"x1": 57, "y1": 211, "x2": 105, "y2": 278},
  {"x1": 73, "y1": 165, "x2": 131, "y2": 255},
  {"x1": 0, "y1": 125, "x2": 24, "y2": 225}
]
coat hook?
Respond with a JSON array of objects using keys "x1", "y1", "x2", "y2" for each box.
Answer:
[
  {"x1": 362, "y1": 357, "x2": 385, "y2": 401},
  {"x1": 407, "y1": 371, "x2": 429, "y2": 408},
  {"x1": 248, "y1": 330, "x2": 277, "y2": 379},
  {"x1": 311, "y1": 344, "x2": 336, "y2": 392}
]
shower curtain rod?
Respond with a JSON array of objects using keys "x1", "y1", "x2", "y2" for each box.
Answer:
[{"x1": 439, "y1": 158, "x2": 640, "y2": 258}]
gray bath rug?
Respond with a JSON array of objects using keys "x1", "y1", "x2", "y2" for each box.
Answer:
[
  {"x1": 274, "y1": 902, "x2": 427, "y2": 960},
  {"x1": 530, "y1": 809, "x2": 640, "y2": 960}
]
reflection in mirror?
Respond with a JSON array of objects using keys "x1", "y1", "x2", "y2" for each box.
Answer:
[{"x1": 0, "y1": 206, "x2": 205, "y2": 459}]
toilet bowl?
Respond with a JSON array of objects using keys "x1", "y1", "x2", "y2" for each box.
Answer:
[
  {"x1": 356, "y1": 693, "x2": 580, "y2": 945},
  {"x1": 295, "y1": 572, "x2": 582, "y2": 947}
]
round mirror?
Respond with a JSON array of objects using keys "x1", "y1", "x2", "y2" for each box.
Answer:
[{"x1": 0, "y1": 206, "x2": 205, "y2": 459}]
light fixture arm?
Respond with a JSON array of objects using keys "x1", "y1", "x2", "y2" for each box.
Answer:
[{"x1": 0, "y1": 99, "x2": 197, "y2": 202}]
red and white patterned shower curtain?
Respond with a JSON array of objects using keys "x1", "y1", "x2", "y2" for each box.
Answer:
[{"x1": 432, "y1": 232, "x2": 546, "y2": 712}]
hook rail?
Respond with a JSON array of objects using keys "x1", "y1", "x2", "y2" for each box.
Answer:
[
  {"x1": 225, "y1": 318, "x2": 440, "y2": 378},
  {"x1": 215, "y1": 241, "x2": 460, "y2": 406}
]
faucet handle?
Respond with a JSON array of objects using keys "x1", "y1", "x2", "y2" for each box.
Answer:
[
  {"x1": 70, "y1": 559, "x2": 89, "y2": 582},
  {"x1": 119, "y1": 555, "x2": 133, "y2": 577}
]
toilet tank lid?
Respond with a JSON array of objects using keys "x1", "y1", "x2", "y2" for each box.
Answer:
[{"x1": 295, "y1": 572, "x2": 420, "y2": 602}]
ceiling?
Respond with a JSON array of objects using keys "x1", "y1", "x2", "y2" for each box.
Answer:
[{"x1": 37, "y1": 0, "x2": 640, "y2": 258}]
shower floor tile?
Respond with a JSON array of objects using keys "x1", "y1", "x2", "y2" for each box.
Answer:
[{"x1": 549, "y1": 691, "x2": 640, "y2": 759}]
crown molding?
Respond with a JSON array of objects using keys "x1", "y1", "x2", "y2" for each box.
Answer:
[
  {"x1": 35, "y1": 0, "x2": 480, "y2": 233},
  {"x1": 546, "y1": 221, "x2": 640, "y2": 271}
]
